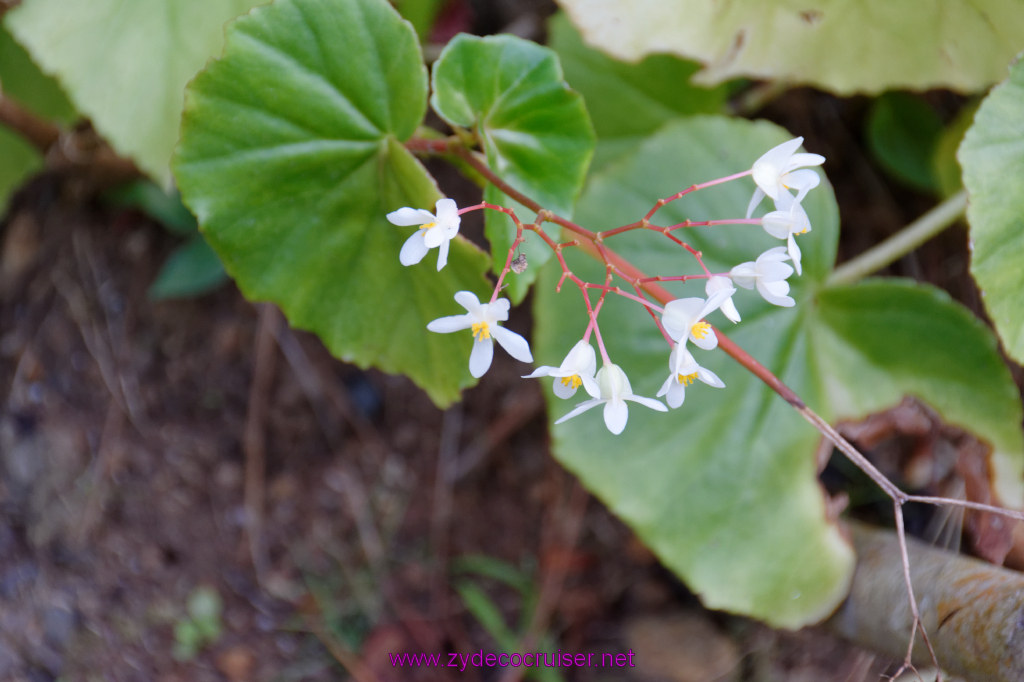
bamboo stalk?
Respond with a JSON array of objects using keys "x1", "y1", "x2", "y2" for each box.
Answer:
[{"x1": 828, "y1": 522, "x2": 1024, "y2": 681}]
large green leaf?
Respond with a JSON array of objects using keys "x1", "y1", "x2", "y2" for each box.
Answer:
[
  {"x1": 547, "y1": 11, "x2": 728, "y2": 171},
  {"x1": 959, "y1": 58, "x2": 1024, "y2": 366},
  {"x1": 556, "y1": 0, "x2": 1024, "y2": 95},
  {"x1": 430, "y1": 33, "x2": 594, "y2": 217},
  {"x1": 5, "y1": 0, "x2": 265, "y2": 184},
  {"x1": 533, "y1": 117, "x2": 1023, "y2": 626},
  {"x1": 173, "y1": 0, "x2": 490, "y2": 406}
]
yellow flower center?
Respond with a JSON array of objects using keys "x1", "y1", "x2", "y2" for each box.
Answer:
[
  {"x1": 472, "y1": 321, "x2": 491, "y2": 341},
  {"x1": 796, "y1": 227, "x2": 808, "y2": 235},
  {"x1": 560, "y1": 374, "x2": 583, "y2": 390},
  {"x1": 677, "y1": 372, "x2": 698, "y2": 386},
  {"x1": 419, "y1": 221, "x2": 437, "y2": 231},
  {"x1": 691, "y1": 321, "x2": 711, "y2": 339}
]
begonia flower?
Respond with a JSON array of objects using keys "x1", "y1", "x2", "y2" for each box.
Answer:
[
  {"x1": 523, "y1": 339, "x2": 599, "y2": 399},
  {"x1": 761, "y1": 192, "x2": 811, "y2": 275},
  {"x1": 657, "y1": 343, "x2": 725, "y2": 409},
  {"x1": 661, "y1": 287, "x2": 733, "y2": 351},
  {"x1": 730, "y1": 247, "x2": 796, "y2": 308},
  {"x1": 746, "y1": 137, "x2": 824, "y2": 218},
  {"x1": 555, "y1": 363, "x2": 666, "y2": 435},
  {"x1": 388, "y1": 198, "x2": 461, "y2": 271},
  {"x1": 427, "y1": 291, "x2": 532, "y2": 377},
  {"x1": 706, "y1": 275, "x2": 741, "y2": 324}
]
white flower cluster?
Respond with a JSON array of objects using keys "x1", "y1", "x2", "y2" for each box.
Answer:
[{"x1": 386, "y1": 138, "x2": 824, "y2": 434}]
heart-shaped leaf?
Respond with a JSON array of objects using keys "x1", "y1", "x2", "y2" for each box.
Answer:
[
  {"x1": 173, "y1": 0, "x2": 490, "y2": 406},
  {"x1": 959, "y1": 58, "x2": 1024, "y2": 366},
  {"x1": 532, "y1": 116, "x2": 1022, "y2": 626},
  {"x1": 431, "y1": 33, "x2": 594, "y2": 217},
  {"x1": 5, "y1": 0, "x2": 265, "y2": 184},
  {"x1": 556, "y1": 0, "x2": 1024, "y2": 95}
]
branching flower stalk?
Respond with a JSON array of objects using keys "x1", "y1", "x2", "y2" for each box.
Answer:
[{"x1": 400, "y1": 133, "x2": 1024, "y2": 680}]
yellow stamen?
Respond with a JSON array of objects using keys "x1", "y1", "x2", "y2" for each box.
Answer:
[
  {"x1": 796, "y1": 227, "x2": 808, "y2": 235},
  {"x1": 691, "y1": 321, "x2": 711, "y2": 339},
  {"x1": 472, "y1": 321, "x2": 491, "y2": 341},
  {"x1": 419, "y1": 221, "x2": 437, "y2": 231},
  {"x1": 677, "y1": 372, "x2": 698, "y2": 386},
  {"x1": 560, "y1": 375, "x2": 583, "y2": 390}
]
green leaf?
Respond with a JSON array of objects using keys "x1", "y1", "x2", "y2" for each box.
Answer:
[
  {"x1": 392, "y1": 0, "x2": 446, "y2": 42},
  {"x1": 0, "y1": 24, "x2": 75, "y2": 124},
  {"x1": 547, "y1": 11, "x2": 728, "y2": 171},
  {"x1": 812, "y1": 279, "x2": 1024, "y2": 507},
  {"x1": 174, "y1": 0, "x2": 490, "y2": 407},
  {"x1": 0, "y1": 127, "x2": 41, "y2": 209},
  {"x1": 107, "y1": 180, "x2": 198, "y2": 236},
  {"x1": 5, "y1": 0, "x2": 265, "y2": 184},
  {"x1": 431, "y1": 33, "x2": 594, "y2": 217},
  {"x1": 866, "y1": 92, "x2": 943, "y2": 193},
  {"x1": 933, "y1": 101, "x2": 978, "y2": 197},
  {"x1": 0, "y1": 24, "x2": 75, "y2": 208},
  {"x1": 454, "y1": 582, "x2": 518, "y2": 649},
  {"x1": 533, "y1": 116, "x2": 1022, "y2": 626},
  {"x1": 149, "y1": 236, "x2": 229, "y2": 301},
  {"x1": 557, "y1": 0, "x2": 1024, "y2": 95},
  {"x1": 959, "y1": 58, "x2": 1024, "y2": 365}
]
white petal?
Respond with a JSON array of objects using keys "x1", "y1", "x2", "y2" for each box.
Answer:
[
  {"x1": 787, "y1": 234, "x2": 803, "y2": 276},
  {"x1": 788, "y1": 152, "x2": 825, "y2": 168},
  {"x1": 656, "y1": 374, "x2": 673, "y2": 398},
  {"x1": 435, "y1": 238, "x2": 450, "y2": 271},
  {"x1": 730, "y1": 262, "x2": 757, "y2": 289},
  {"x1": 746, "y1": 187, "x2": 766, "y2": 219},
  {"x1": 422, "y1": 224, "x2": 448, "y2": 248},
  {"x1": 752, "y1": 165, "x2": 783, "y2": 200},
  {"x1": 662, "y1": 298, "x2": 704, "y2": 341},
  {"x1": 701, "y1": 287, "x2": 734, "y2": 319},
  {"x1": 784, "y1": 168, "x2": 821, "y2": 194},
  {"x1": 399, "y1": 231, "x2": 430, "y2": 266},
  {"x1": 427, "y1": 313, "x2": 472, "y2": 333},
  {"x1": 603, "y1": 399, "x2": 629, "y2": 435},
  {"x1": 434, "y1": 198, "x2": 460, "y2": 225},
  {"x1": 487, "y1": 298, "x2": 511, "y2": 323},
  {"x1": 759, "y1": 246, "x2": 791, "y2": 262},
  {"x1": 758, "y1": 259, "x2": 794, "y2": 281},
  {"x1": 761, "y1": 210, "x2": 793, "y2": 240},
  {"x1": 758, "y1": 280, "x2": 795, "y2": 307},
  {"x1": 697, "y1": 367, "x2": 725, "y2": 388},
  {"x1": 628, "y1": 395, "x2": 669, "y2": 413},
  {"x1": 469, "y1": 338, "x2": 494, "y2": 378},
  {"x1": 552, "y1": 377, "x2": 579, "y2": 399},
  {"x1": 758, "y1": 137, "x2": 804, "y2": 169},
  {"x1": 660, "y1": 378, "x2": 685, "y2": 409},
  {"x1": 453, "y1": 291, "x2": 482, "y2": 313},
  {"x1": 563, "y1": 341, "x2": 597, "y2": 377},
  {"x1": 554, "y1": 399, "x2": 603, "y2": 425},
  {"x1": 491, "y1": 326, "x2": 533, "y2": 363},
  {"x1": 580, "y1": 374, "x2": 601, "y2": 399},
  {"x1": 690, "y1": 327, "x2": 718, "y2": 351},
  {"x1": 387, "y1": 207, "x2": 435, "y2": 226},
  {"x1": 523, "y1": 365, "x2": 557, "y2": 379},
  {"x1": 721, "y1": 297, "x2": 741, "y2": 323}
]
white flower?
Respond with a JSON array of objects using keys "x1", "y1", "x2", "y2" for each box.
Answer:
[
  {"x1": 656, "y1": 343, "x2": 725, "y2": 409},
  {"x1": 730, "y1": 247, "x2": 795, "y2": 308},
  {"x1": 387, "y1": 198, "x2": 461, "y2": 271},
  {"x1": 661, "y1": 286, "x2": 733, "y2": 350},
  {"x1": 555, "y1": 363, "x2": 667, "y2": 435},
  {"x1": 761, "y1": 192, "x2": 811, "y2": 275},
  {"x1": 523, "y1": 340, "x2": 599, "y2": 399},
  {"x1": 427, "y1": 291, "x2": 533, "y2": 377},
  {"x1": 746, "y1": 137, "x2": 825, "y2": 218},
  {"x1": 706, "y1": 275, "x2": 740, "y2": 323}
]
